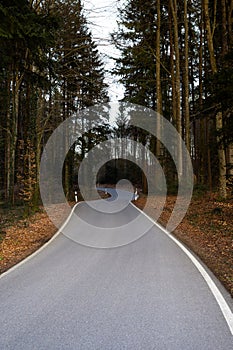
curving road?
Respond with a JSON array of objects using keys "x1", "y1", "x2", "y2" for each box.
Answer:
[{"x1": 0, "y1": 189, "x2": 232, "y2": 349}]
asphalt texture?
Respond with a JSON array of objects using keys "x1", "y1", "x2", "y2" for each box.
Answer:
[{"x1": 0, "y1": 189, "x2": 232, "y2": 349}]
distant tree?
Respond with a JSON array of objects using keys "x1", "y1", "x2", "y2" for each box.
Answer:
[
  {"x1": 53, "y1": 0, "x2": 108, "y2": 197},
  {"x1": 112, "y1": 0, "x2": 157, "y2": 108}
]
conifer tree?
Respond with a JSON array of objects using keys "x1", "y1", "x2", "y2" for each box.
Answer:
[
  {"x1": 52, "y1": 0, "x2": 108, "y2": 197},
  {"x1": 0, "y1": 0, "x2": 108, "y2": 205},
  {"x1": 112, "y1": 0, "x2": 157, "y2": 108},
  {"x1": 113, "y1": 0, "x2": 233, "y2": 196}
]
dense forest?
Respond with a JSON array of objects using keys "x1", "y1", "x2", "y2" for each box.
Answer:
[
  {"x1": 112, "y1": 0, "x2": 233, "y2": 198},
  {"x1": 0, "y1": 0, "x2": 232, "y2": 212},
  {"x1": 0, "y1": 0, "x2": 108, "y2": 209}
]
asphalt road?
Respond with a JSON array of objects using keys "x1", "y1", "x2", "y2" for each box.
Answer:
[{"x1": 0, "y1": 189, "x2": 233, "y2": 349}]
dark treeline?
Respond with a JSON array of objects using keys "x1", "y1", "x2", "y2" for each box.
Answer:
[
  {"x1": 0, "y1": 0, "x2": 232, "y2": 213},
  {"x1": 0, "y1": 0, "x2": 108, "y2": 210},
  {"x1": 112, "y1": 0, "x2": 233, "y2": 198}
]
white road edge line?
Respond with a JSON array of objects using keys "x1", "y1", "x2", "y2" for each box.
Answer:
[
  {"x1": 0, "y1": 190, "x2": 107, "y2": 278},
  {"x1": 131, "y1": 202, "x2": 233, "y2": 336},
  {"x1": 0, "y1": 202, "x2": 80, "y2": 280}
]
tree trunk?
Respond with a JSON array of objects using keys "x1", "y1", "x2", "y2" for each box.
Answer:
[
  {"x1": 227, "y1": 0, "x2": 233, "y2": 46},
  {"x1": 216, "y1": 112, "x2": 227, "y2": 198},
  {"x1": 221, "y1": 0, "x2": 228, "y2": 55},
  {"x1": 170, "y1": 0, "x2": 182, "y2": 177},
  {"x1": 203, "y1": 0, "x2": 227, "y2": 198},
  {"x1": 156, "y1": 0, "x2": 162, "y2": 158},
  {"x1": 5, "y1": 72, "x2": 11, "y2": 202},
  {"x1": 206, "y1": 118, "x2": 212, "y2": 190},
  {"x1": 203, "y1": 0, "x2": 217, "y2": 73},
  {"x1": 226, "y1": 145, "x2": 233, "y2": 177},
  {"x1": 9, "y1": 66, "x2": 21, "y2": 205},
  {"x1": 184, "y1": 0, "x2": 190, "y2": 153}
]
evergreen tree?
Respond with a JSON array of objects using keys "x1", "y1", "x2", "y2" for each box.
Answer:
[
  {"x1": 0, "y1": 0, "x2": 108, "y2": 206},
  {"x1": 113, "y1": 0, "x2": 233, "y2": 196},
  {"x1": 112, "y1": 0, "x2": 158, "y2": 108},
  {"x1": 54, "y1": 0, "x2": 108, "y2": 112},
  {"x1": 52, "y1": 0, "x2": 108, "y2": 197},
  {"x1": 0, "y1": 0, "x2": 58, "y2": 205}
]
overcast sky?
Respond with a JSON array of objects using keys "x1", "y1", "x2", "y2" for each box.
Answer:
[{"x1": 83, "y1": 0, "x2": 125, "y2": 101}]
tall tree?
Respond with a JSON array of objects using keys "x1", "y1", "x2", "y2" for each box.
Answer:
[
  {"x1": 113, "y1": 0, "x2": 233, "y2": 196},
  {"x1": 203, "y1": 0, "x2": 227, "y2": 198},
  {"x1": 0, "y1": 0, "x2": 58, "y2": 205},
  {"x1": 183, "y1": 0, "x2": 190, "y2": 152},
  {"x1": 53, "y1": 0, "x2": 108, "y2": 197},
  {"x1": 0, "y1": 0, "x2": 108, "y2": 207},
  {"x1": 112, "y1": 0, "x2": 157, "y2": 108}
]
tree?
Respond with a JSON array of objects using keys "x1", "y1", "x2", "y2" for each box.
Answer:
[
  {"x1": 0, "y1": 0, "x2": 108, "y2": 207},
  {"x1": 0, "y1": 0, "x2": 58, "y2": 205},
  {"x1": 53, "y1": 0, "x2": 108, "y2": 198},
  {"x1": 113, "y1": 0, "x2": 233, "y2": 197},
  {"x1": 202, "y1": 0, "x2": 230, "y2": 198},
  {"x1": 112, "y1": 0, "x2": 157, "y2": 108}
]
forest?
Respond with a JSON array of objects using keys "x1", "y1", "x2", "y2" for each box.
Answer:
[{"x1": 0, "y1": 0, "x2": 233, "y2": 212}]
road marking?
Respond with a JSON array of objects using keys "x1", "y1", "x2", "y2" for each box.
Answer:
[
  {"x1": 131, "y1": 202, "x2": 233, "y2": 336},
  {"x1": 0, "y1": 202, "x2": 80, "y2": 280},
  {"x1": 0, "y1": 189, "x2": 113, "y2": 277}
]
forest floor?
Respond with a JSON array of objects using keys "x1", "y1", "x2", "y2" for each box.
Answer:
[{"x1": 0, "y1": 191, "x2": 232, "y2": 297}]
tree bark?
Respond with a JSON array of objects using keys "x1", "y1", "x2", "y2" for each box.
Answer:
[
  {"x1": 203, "y1": 0, "x2": 217, "y2": 73},
  {"x1": 184, "y1": 0, "x2": 190, "y2": 153},
  {"x1": 203, "y1": 0, "x2": 227, "y2": 198},
  {"x1": 216, "y1": 112, "x2": 227, "y2": 198},
  {"x1": 170, "y1": 0, "x2": 182, "y2": 177},
  {"x1": 156, "y1": 0, "x2": 162, "y2": 158},
  {"x1": 169, "y1": 11, "x2": 176, "y2": 126},
  {"x1": 227, "y1": 0, "x2": 233, "y2": 46},
  {"x1": 221, "y1": 0, "x2": 228, "y2": 56},
  {"x1": 5, "y1": 72, "x2": 11, "y2": 202}
]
